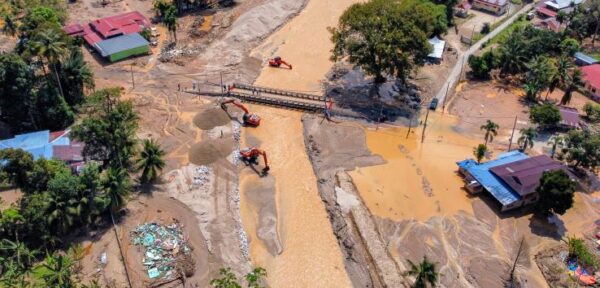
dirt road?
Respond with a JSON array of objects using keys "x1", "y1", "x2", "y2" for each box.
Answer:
[{"x1": 239, "y1": 0, "x2": 364, "y2": 286}]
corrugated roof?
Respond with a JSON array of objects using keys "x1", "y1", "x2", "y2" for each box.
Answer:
[
  {"x1": 545, "y1": 0, "x2": 584, "y2": 10},
  {"x1": 94, "y1": 33, "x2": 149, "y2": 57},
  {"x1": 475, "y1": 0, "x2": 508, "y2": 7},
  {"x1": 90, "y1": 11, "x2": 150, "y2": 39},
  {"x1": 575, "y1": 52, "x2": 599, "y2": 65},
  {"x1": 537, "y1": 6, "x2": 558, "y2": 17},
  {"x1": 558, "y1": 106, "x2": 580, "y2": 128},
  {"x1": 428, "y1": 37, "x2": 445, "y2": 59},
  {"x1": 0, "y1": 130, "x2": 83, "y2": 162},
  {"x1": 490, "y1": 155, "x2": 564, "y2": 196},
  {"x1": 457, "y1": 151, "x2": 528, "y2": 206}
]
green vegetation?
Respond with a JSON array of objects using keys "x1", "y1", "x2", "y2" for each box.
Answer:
[
  {"x1": 153, "y1": 0, "x2": 178, "y2": 42},
  {"x1": 136, "y1": 139, "x2": 167, "y2": 184},
  {"x1": 473, "y1": 144, "x2": 488, "y2": 164},
  {"x1": 480, "y1": 119, "x2": 499, "y2": 146},
  {"x1": 517, "y1": 127, "x2": 537, "y2": 151},
  {"x1": 210, "y1": 267, "x2": 267, "y2": 288},
  {"x1": 529, "y1": 103, "x2": 561, "y2": 128},
  {"x1": 560, "y1": 130, "x2": 600, "y2": 170},
  {"x1": 406, "y1": 256, "x2": 439, "y2": 288},
  {"x1": 0, "y1": 4, "x2": 93, "y2": 134},
  {"x1": 567, "y1": 236, "x2": 600, "y2": 270},
  {"x1": 330, "y1": 0, "x2": 448, "y2": 83},
  {"x1": 547, "y1": 135, "x2": 564, "y2": 159},
  {"x1": 468, "y1": 50, "x2": 498, "y2": 79},
  {"x1": 583, "y1": 102, "x2": 600, "y2": 122},
  {"x1": 535, "y1": 170, "x2": 576, "y2": 216}
]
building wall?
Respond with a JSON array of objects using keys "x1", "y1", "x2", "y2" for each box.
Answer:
[
  {"x1": 473, "y1": 0, "x2": 508, "y2": 15},
  {"x1": 109, "y1": 45, "x2": 149, "y2": 62},
  {"x1": 586, "y1": 83, "x2": 600, "y2": 102}
]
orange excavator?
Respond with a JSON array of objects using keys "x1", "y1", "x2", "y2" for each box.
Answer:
[
  {"x1": 220, "y1": 99, "x2": 261, "y2": 126},
  {"x1": 240, "y1": 147, "x2": 270, "y2": 175},
  {"x1": 268, "y1": 56, "x2": 292, "y2": 69}
]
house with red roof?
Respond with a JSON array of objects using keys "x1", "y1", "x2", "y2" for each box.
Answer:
[
  {"x1": 581, "y1": 64, "x2": 600, "y2": 102},
  {"x1": 63, "y1": 11, "x2": 151, "y2": 62}
]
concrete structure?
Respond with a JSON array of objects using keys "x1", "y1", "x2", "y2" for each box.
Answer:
[
  {"x1": 457, "y1": 151, "x2": 567, "y2": 211},
  {"x1": 574, "y1": 52, "x2": 599, "y2": 66},
  {"x1": 581, "y1": 64, "x2": 600, "y2": 102},
  {"x1": 63, "y1": 11, "x2": 151, "y2": 62},
  {"x1": 544, "y1": 0, "x2": 585, "y2": 11},
  {"x1": 473, "y1": 0, "x2": 509, "y2": 15},
  {"x1": 427, "y1": 36, "x2": 446, "y2": 63},
  {"x1": 0, "y1": 130, "x2": 85, "y2": 171}
]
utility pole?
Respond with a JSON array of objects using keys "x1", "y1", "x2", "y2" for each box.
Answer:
[
  {"x1": 421, "y1": 107, "x2": 431, "y2": 143},
  {"x1": 220, "y1": 72, "x2": 224, "y2": 98},
  {"x1": 130, "y1": 63, "x2": 134, "y2": 89},
  {"x1": 470, "y1": 25, "x2": 476, "y2": 46},
  {"x1": 406, "y1": 113, "x2": 414, "y2": 138},
  {"x1": 508, "y1": 116, "x2": 517, "y2": 151}
]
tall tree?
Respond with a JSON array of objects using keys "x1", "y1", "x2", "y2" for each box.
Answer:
[
  {"x1": 406, "y1": 256, "x2": 439, "y2": 288},
  {"x1": 136, "y1": 139, "x2": 166, "y2": 184},
  {"x1": 0, "y1": 53, "x2": 37, "y2": 131},
  {"x1": 102, "y1": 167, "x2": 130, "y2": 213},
  {"x1": 29, "y1": 28, "x2": 68, "y2": 99},
  {"x1": 480, "y1": 120, "x2": 499, "y2": 147},
  {"x1": 58, "y1": 48, "x2": 94, "y2": 106},
  {"x1": 36, "y1": 252, "x2": 74, "y2": 287},
  {"x1": 535, "y1": 170, "x2": 576, "y2": 216},
  {"x1": 164, "y1": 5, "x2": 178, "y2": 42},
  {"x1": 517, "y1": 127, "x2": 537, "y2": 151},
  {"x1": 561, "y1": 69, "x2": 582, "y2": 105},
  {"x1": 529, "y1": 104, "x2": 561, "y2": 129},
  {"x1": 330, "y1": 0, "x2": 438, "y2": 83},
  {"x1": 499, "y1": 28, "x2": 527, "y2": 74},
  {"x1": 547, "y1": 135, "x2": 564, "y2": 159},
  {"x1": 2, "y1": 15, "x2": 18, "y2": 37}
]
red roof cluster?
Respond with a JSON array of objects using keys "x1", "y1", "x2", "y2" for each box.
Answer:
[
  {"x1": 63, "y1": 11, "x2": 150, "y2": 46},
  {"x1": 537, "y1": 6, "x2": 558, "y2": 18},
  {"x1": 582, "y1": 64, "x2": 600, "y2": 91}
]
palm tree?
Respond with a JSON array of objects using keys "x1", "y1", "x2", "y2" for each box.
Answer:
[
  {"x1": 60, "y1": 48, "x2": 95, "y2": 105},
  {"x1": 37, "y1": 252, "x2": 74, "y2": 287},
  {"x1": 547, "y1": 135, "x2": 564, "y2": 159},
  {"x1": 0, "y1": 239, "x2": 38, "y2": 269},
  {"x1": 480, "y1": 120, "x2": 499, "y2": 147},
  {"x1": 518, "y1": 127, "x2": 538, "y2": 151},
  {"x1": 556, "y1": 11, "x2": 567, "y2": 28},
  {"x1": 499, "y1": 29, "x2": 527, "y2": 74},
  {"x1": 164, "y1": 6, "x2": 178, "y2": 42},
  {"x1": 473, "y1": 144, "x2": 488, "y2": 164},
  {"x1": 136, "y1": 139, "x2": 166, "y2": 184},
  {"x1": 2, "y1": 15, "x2": 17, "y2": 37},
  {"x1": 46, "y1": 189, "x2": 76, "y2": 235},
  {"x1": 561, "y1": 69, "x2": 582, "y2": 105},
  {"x1": 523, "y1": 82, "x2": 540, "y2": 102},
  {"x1": 29, "y1": 29, "x2": 68, "y2": 99},
  {"x1": 406, "y1": 256, "x2": 439, "y2": 288},
  {"x1": 102, "y1": 167, "x2": 131, "y2": 213}
]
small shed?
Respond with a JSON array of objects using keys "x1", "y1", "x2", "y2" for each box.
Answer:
[
  {"x1": 557, "y1": 106, "x2": 581, "y2": 129},
  {"x1": 94, "y1": 33, "x2": 150, "y2": 62},
  {"x1": 574, "y1": 52, "x2": 599, "y2": 66},
  {"x1": 427, "y1": 36, "x2": 446, "y2": 63}
]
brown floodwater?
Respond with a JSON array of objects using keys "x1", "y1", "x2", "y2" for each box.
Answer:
[{"x1": 350, "y1": 113, "x2": 480, "y2": 221}]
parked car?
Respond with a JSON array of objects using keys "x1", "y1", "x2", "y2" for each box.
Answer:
[
  {"x1": 429, "y1": 98, "x2": 439, "y2": 110},
  {"x1": 526, "y1": 11, "x2": 535, "y2": 20}
]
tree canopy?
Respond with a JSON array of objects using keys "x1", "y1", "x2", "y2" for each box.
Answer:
[
  {"x1": 330, "y1": 0, "x2": 447, "y2": 83},
  {"x1": 535, "y1": 170, "x2": 576, "y2": 216},
  {"x1": 529, "y1": 104, "x2": 561, "y2": 128}
]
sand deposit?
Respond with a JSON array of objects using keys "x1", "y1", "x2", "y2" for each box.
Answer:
[
  {"x1": 188, "y1": 138, "x2": 234, "y2": 166},
  {"x1": 193, "y1": 106, "x2": 231, "y2": 130}
]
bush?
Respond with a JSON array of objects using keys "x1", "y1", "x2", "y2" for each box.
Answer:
[
  {"x1": 468, "y1": 50, "x2": 498, "y2": 79},
  {"x1": 511, "y1": 0, "x2": 523, "y2": 4},
  {"x1": 567, "y1": 236, "x2": 600, "y2": 270},
  {"x1": 481, "y1": 22, "x2": 491, "y2": 34},
  {"x1": 530, "y1": 103, "x2": 561, "y2": 128},
  {"x1": 583, "y1": 102, "x2": 600, "y2": 122}
]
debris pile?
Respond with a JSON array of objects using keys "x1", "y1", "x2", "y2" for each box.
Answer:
[{"x1": 130, "y1": 221, "x2": 194, "y2": 280}]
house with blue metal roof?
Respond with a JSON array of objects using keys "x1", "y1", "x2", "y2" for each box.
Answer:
[
  {"x1": 0, "y1": 130, "x2": 85, "y2": 171},
  {"x1": 574, "y1": 52, "x2": 599, "y2": 66},
  {"x1": 457, "y1": 151, "x2": 567, "y2": 212}
]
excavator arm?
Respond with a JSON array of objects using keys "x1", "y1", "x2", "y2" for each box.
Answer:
[
  {"x1": 259, "y1": 150, "x2": 269, "y2": 173},
  {"x1": 240, "y1": 148, "x2": 270, "y2": 174},
  {"x1": 220, "y1": 99, "x2": 261, "y2": 126},
  {"x1": 221, "y1": 99, "x2": 249, "y2": 114}
]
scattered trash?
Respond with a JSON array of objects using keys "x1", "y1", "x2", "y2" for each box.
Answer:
[
  {"x1": 130, "y1": 221, "x2": 194, "y2": 281},
  {"x1": 100, "y1": 252, "x2": 107, "y2": 265}
]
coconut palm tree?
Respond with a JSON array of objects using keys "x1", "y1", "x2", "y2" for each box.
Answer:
[
  {"x1": 164, "y1": 6, "x2": 178, "y2": 42},
  {"x1": 499, "y1": 29, "x2": 527, "y2": 74},
  {"x1": 480, "y1": 120, "x2": 499, "y2": 147},
  {"x1": 518, "y1": 127, "x2": 538, "y2": 151},
  {"x1": 473, "y1": 144, "x2": 488, "y2": 164},
  {"x1": 102, "y1": 167, "x2": 130, "y2": 213},
  {"x1": 37, "y1": 252, "x2": 74, "y2": 287},
  {"x1": 2, "y1": 15, "x2": 17, "y2": 37},
  {"x1": 547, "y1": 135, "x2": 564, "y2": 159},
  {"x1": 561, "y1": 69, "x2": 582, "y2": 105},
  {"x1": 406, "y1": 256, "x2": 438, "y2": 288},
  {"x1": 59, "y1": 48, "x2": 95, "y2": 105},
  {"x1": 523, "y1": 82, "x2": 541, "y2": 102},
  {"x1": 136, "y1": 139, "x2": 166, "y2": 184},
  {"x1": 29, "y1": 29, "x2": 68, "y2": 99}
]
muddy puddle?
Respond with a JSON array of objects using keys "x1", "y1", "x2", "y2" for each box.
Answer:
[{"x1": 350, "y1": 113, "x2": 479, "y2": 221}]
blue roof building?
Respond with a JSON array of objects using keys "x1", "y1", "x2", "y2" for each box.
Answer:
[
  {"x1": 457, "y1": 151, "x2": 566, "y2": 212},
  {"x1": 0, "y1": 130, "x2": 85, "y2": 170},
  {"x1": 574, "y1": 52, "x2": 599, "y2": 66}
]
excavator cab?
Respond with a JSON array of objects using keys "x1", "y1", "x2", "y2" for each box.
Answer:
[
  {"x1": 220, "y1": 99, "x2": 261, "y2": 126},
  {"x1": 240, "y1": 147, "x2": 269, "y2": 175},
  {"x1": 268, "y1": 56, "x2": 292, "y2": 69}
]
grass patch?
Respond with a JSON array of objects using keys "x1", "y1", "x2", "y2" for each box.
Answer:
[{"x1": 486, "y1": 17, "x2": 529, "y2": 46}]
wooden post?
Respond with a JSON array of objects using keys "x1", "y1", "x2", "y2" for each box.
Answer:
[
  {"x1": 508, "y1": 116, "x2": 517, "y2": 151},
  {"x1": 421, "y1": 108, "x2": 431, "y2": 143},
  {"x1": 406, "y1": 113, "x2": 414, "y2": 138}
]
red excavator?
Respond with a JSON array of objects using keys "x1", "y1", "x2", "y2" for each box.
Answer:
[
  {"x1": 268, "y1": 56, "x2": 292, "y2": 69},
  {"x1": 240, "y1": 147, "x2": 270, "y2": 175},
  {"x1": 220, "y1": 99, "x2": 261, "y2": 126}
]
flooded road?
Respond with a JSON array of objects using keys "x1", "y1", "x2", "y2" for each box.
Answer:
[{"x1": 351, "y1": 113, "x2": 478, "y2": 221}]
